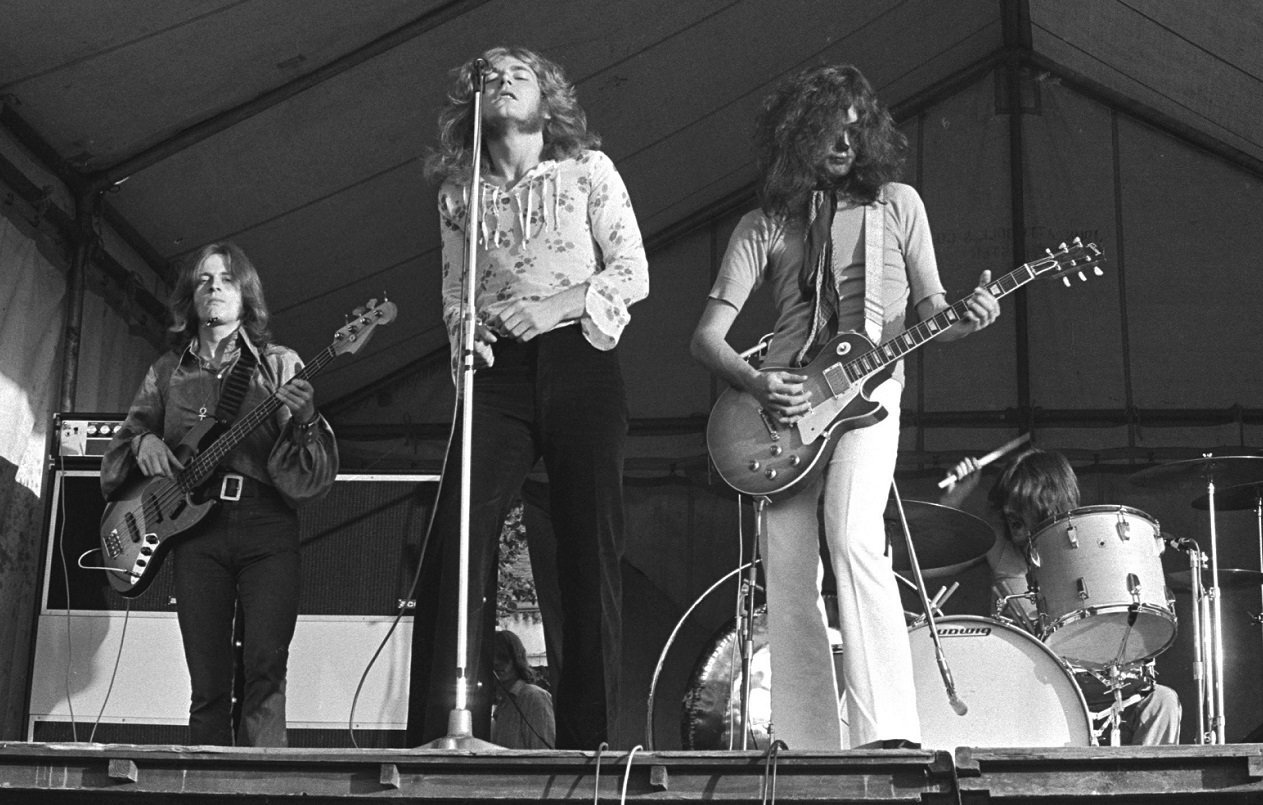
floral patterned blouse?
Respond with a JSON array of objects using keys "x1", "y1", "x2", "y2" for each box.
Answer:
[{"x1": 438, "y1": 149, "x2": 648, "y2": 368}]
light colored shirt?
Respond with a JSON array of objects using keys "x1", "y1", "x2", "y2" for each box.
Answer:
[
  {"x1": 101, "y1": 331, "x2": 339, "y2": 509},
  {"x1": 438, "y1": 149, "x2": 649, "y2": 368},
  {"x1": 708, "y1": 182, "x2": 944, "y2": 383}
]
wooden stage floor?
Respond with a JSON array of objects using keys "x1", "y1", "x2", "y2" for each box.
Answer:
[{"x1": 3, "y1": 742, "x2": 1263, "y2": 803}]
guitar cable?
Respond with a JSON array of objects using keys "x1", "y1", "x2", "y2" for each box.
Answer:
[{"x1": 52, "y1": 470, "x2": 135, "y2": 744}]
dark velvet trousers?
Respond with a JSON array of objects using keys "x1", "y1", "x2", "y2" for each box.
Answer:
[
  {"x1": 172, "y1": 491, "x2": 300, "y2": 746},
  {"x1": 406, "y1": 326, "x2": 627, "y2": 749}
]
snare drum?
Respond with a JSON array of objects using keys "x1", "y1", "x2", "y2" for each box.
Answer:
[
  {"x1": 1028, "y1": 505, "x2": 1176, "y2": 668},
  {"x1": 909, "y1": 615, "x2": 1092, "y2": 749}
]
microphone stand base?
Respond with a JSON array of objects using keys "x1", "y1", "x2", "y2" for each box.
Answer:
[{"x1": 414, "y1": 708, "x2": 504, "y2": 751}]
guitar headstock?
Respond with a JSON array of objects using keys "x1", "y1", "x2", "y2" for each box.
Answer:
[
  {"x1": 1031, "y1": 237, "x2": 1106, "y2": 286},
  {"x1": 332, "y1": 296, "x2": 398, "y2": 356}
]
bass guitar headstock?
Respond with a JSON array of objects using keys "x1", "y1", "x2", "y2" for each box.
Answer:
[{"x1": 332, "y1": 296, "x2": 398, "y2": 356}]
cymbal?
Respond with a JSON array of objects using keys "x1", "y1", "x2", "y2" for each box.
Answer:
[
  {"x1": 1192, "y1": 481, "x2": 1263, "y2": 511},
  {"x1": 1129, "y1": 454, "x2": 1263, "y2": 491},
  {"x1": 1167, "y1": 568, "x2": 1263, "y2": 592},
  {"x1": 885, "y1": 499, "x2": 995, "y2": 578}
]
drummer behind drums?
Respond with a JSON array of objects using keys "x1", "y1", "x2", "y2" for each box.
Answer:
[{"x1": 941, "y1": 448, "x2": 1181, "y2": 745}]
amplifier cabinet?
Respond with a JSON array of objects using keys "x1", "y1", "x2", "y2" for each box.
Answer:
[{"x1": 28, "y1": 469, "x2": 438, "y2": 746}]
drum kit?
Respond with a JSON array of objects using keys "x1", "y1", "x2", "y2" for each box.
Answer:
[{"x1": 655, "y1": 452, "x2": 1263, "y2": 751}]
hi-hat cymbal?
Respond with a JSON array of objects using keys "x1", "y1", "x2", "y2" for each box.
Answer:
[
  {"x1": 885, "y1": 499, "x2": 995, "y2": 578},
  {"x1": 1130, "y1": 454, "x2": 1263, "y2": 490},
  {"x1": 1192, "y1": 481, "x2": 1263, "y2": 511},
  {"x1": 1167, "y1": 568, "x2": 1263, "y2": 592}
]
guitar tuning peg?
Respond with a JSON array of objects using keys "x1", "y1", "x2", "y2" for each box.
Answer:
[
  {"x1": 1093, "y1": 266, "x2": 1104, "y2": 276},
  {"x1": 1046, "y1": 247, "x2": 1054, "y2": 257},
  {"x1": 1077, "y1": 270, "x2": 1087, "y2": 281},
  {"x1": 1072, "y1": 236, "x2": 1083, "y2": 245},
  {"x1": 366, "y1": 298, "x2": 378, "y2": 309},
  {"x1": 1063, "y1": 276, "x2": 1072, "y2": 288},
  {"x1": 1059, "y1": 241, "x2": 1068, "y2": 250}
]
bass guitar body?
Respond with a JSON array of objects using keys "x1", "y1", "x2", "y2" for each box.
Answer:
[
  {"x1": 706, "y1": 332, "x2": 892, "y2": 499},
  {"x1": 99, "y1": 419, "x2": 223, "y2": 598}
]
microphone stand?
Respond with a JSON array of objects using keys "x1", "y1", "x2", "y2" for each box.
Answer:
[
  {"x1": 890, "y1": 482, "x2": 967, "y2": 718},
  {"x1": 423, "y1": 58, "x2": 500, "y2": 751}
]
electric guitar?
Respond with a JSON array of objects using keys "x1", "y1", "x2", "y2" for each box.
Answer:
[
  {"x1": 98, "y1": 298, "x2": 397, "y2": 598},
  {"x1": 706, "y1": 239, "x2": 1104, "y2": 499}
]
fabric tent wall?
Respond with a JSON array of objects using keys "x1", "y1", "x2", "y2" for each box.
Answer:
[{"x1": 0, "y1": 212, "x2": 156, "y2": 739}]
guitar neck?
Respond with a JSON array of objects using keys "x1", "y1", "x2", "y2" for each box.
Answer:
[
  {"x1": 842, "y1": 256, "x2": 1049, "y2": 383},
  {"x1": 181, "y1": 346, "x2": 336, "y2": 488}
]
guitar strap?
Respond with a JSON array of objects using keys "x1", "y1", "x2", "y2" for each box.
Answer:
[
  {"x1": 210, "y1": 337, "x2": 259, "y2": 424},
  {"x1": 860, "y1": 187, "x2": 886, "y2": 344}
]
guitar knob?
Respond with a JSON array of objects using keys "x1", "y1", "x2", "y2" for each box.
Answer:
[
  {"x1": 789, "y1": 455, "x2": 801, "y2": 467},
  {"x1": 748, "y1": 460, "x2": 761, "y2": 471},
  {"x1": 140, "y1": 547, "x2": 153, "y2": 556},
  {"x1": 770, "y1": 445, "x2": 783, "y2": 456},
  {"x1": 765, "y1": 469, "x2": 778, "y2": 480}
]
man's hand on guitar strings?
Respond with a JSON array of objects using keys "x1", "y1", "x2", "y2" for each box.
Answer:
[
  {"x1": 956, "y1": 269, "x2": 1001, "y2": 335},
  {"x1": 749, "y1": 369, "x2": 811, "y2": 425},
  {"x1": 135, "y1": 433, "x2": 185, "y2": 479},
  {"x1": 277, "y1": 378, "x2": 317, "y2": 424}
]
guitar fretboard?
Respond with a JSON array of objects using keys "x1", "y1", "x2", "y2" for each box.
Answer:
[{"x1": 838, "y1": 257, "x2": 1054, "y2": 385}]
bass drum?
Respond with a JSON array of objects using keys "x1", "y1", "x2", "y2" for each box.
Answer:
[
  {"x1": 683, "y1": 612, "x2": 1092, "y2": 750},
  {"x1": 910, "y1": 616, "x2": 1093, "y2": 749}
]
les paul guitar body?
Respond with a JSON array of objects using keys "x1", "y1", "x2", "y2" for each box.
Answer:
[{"x1": 706, "y1": 332, "x2": 892, "y2": 499}]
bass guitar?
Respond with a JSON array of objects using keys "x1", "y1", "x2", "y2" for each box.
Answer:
[
  {"x1": 98, "y1": 297, "x2": 396, "y2": 598},
  {"x1": 706, "y1": 239, "x2": 1103, "y2": 499}
]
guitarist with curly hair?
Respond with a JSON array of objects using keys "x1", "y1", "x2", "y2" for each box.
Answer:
[{"x1": 691, "y1": 64, "x2": 999, "y2": 750}]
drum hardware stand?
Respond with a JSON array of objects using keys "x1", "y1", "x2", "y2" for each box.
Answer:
[
  {"x1": 908, "y1": 583, "x2": 961, "y2": 629},
  {"x1": 1192, "y1": 464, "x2": 1228, "y2": 743},
  {"x1": 1176, "y1": 542, "x2": 1214, "y2": 743},
  {"x1": 890, "y1": 482, "x2": 967, "y2": 716},
  {"x1": 736, "y1": 496, "x2": 770, "y2": 749},
  {"x1": 423, "y1": 57, "x2": 500, "y2": 751}
]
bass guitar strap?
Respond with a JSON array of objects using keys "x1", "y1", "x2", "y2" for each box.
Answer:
[{"x1": 211, "y1": 339, "x2": 259, "y2": 424}]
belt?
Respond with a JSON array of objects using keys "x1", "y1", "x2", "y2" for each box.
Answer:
[{"x1": 210, "y1": 472, "x2": 280, "y2": 502}]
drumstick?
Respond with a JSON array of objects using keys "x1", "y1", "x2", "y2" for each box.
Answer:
[{"x1": 937, "y1": 433, "x2": 1032, "y2": 489}]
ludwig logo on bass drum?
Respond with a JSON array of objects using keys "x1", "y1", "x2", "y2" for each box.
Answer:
[{"x1": 934, "y1": 626, "x2": 992, "y2": 638}]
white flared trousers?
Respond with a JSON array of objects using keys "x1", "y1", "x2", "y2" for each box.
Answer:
[{"x1": 759, "y1": 378, "x2": 920, "y2": 750}]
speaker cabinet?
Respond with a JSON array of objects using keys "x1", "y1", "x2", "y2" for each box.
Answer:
[{"x1": 28, "y1": 466, "x2": 437, "y2": 745}]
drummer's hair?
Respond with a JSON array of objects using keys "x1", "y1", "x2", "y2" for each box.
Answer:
[{"x1": 989, "y1": 448, "x2": 1080, "y2": 526}]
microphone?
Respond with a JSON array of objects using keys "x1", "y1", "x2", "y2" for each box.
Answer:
[
  {"x1": 470, "y1": 58, "x2": 490, "y2": 91},
  {"x1": 1165, "y1": 536, "x2": 1198, "y2": 552}
]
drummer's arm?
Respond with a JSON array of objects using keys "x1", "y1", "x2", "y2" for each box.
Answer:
[{"x1": 939, "y1": 457, "x2": 984, "y2": 509}]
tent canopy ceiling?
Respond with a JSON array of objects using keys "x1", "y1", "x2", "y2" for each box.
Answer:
[{"x1": 2, "y1": 0, "x2": 1261, "y2": 413}]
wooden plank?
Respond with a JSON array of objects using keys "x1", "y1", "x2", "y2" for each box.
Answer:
[{"x1": 0, "y1": 743, "x2": 955, "y2": 802}]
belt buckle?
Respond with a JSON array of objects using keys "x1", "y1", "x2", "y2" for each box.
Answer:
[{"x1": 219, "y1": 473, "x2": 244, "y2": 502}]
